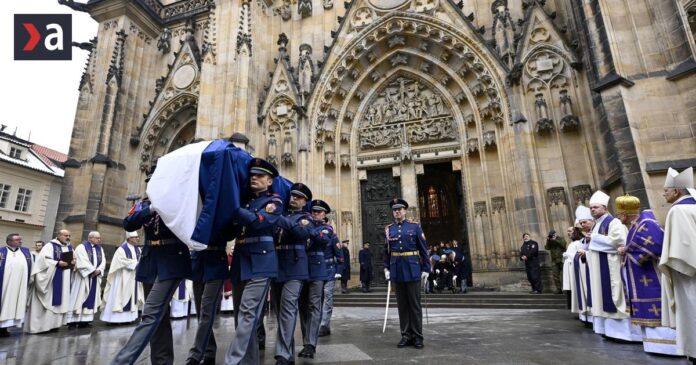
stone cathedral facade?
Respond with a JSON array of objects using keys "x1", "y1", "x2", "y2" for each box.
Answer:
[{"x1": 58, "y1": 0, "x2": 696, "y2": 288}]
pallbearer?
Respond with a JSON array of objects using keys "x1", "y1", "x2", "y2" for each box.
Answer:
[
  {"x1": 111, "y1": 163, "x2": 192, "y2": 365},
  {"x1": 101, "y1": 231, "x2": 143, "y2": 324},
  {"x1": 298, "y1": 199, "x2": 333, "y2": 359},
  {"x1": 273, "y1": 183, "x2": 313, "y2": 365},
  {"x1": 224, "y1": 158, "x2": 283, "y2": 365},
  {"x1": 383, "y1": 198, "x2": 430, "y2": 349}
]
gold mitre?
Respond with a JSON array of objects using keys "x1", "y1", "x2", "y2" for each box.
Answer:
[{"x1": 615, "y1": 194, "x2": 640, "y2": 215}]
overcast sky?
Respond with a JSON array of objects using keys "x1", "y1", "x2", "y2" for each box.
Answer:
[{"x1": 2, "y1": 1, "x2": 98, "y2": 153}]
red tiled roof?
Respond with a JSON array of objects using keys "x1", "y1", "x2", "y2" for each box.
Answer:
[{"x1": 31, "y1": 144, "x2": 68, "y2": 168}]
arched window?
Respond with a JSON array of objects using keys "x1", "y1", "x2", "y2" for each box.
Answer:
[{"x1": 427, "y1": 186, "x2": 439, "y2": 218}]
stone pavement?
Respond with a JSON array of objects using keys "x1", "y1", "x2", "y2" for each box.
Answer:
[{"x1": 0, "y1": 307, "x2": 688, "y2": 364}]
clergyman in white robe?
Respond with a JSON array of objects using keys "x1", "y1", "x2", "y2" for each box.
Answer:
[
  {"x1": 25, "y1": 231, "x2": 74, "y2": 334},
  {"x1": 586, "y1": 191, "x2": 640, "y2": 341},
  {"x1": 569, "y1": 206, "x2": 594, "y2": 324},
  {"x1": 1, "y1": 234, "x2": 32, "y2": 334},
  {"x1": 67, "y1": 233, "x2": 106, "y2": 325},
  {"x1": 170, "y1": 280, "x2": 196, "y2": 318},
  {"x1": 101, "y1": 233, "x2": 144, "y2": 324},
  {"x1": 659, "y1": 167, "x2": 696, "y2": 359}
]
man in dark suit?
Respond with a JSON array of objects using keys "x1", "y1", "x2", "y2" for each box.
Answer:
[
  {"x1": 359, "y1": 242, "x2": 373, "y2": 292},
  {"x1": 520, "y1": 233, "x2": 542, "y2": 294}
]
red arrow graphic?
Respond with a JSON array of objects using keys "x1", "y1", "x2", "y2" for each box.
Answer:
[{"x1": 22, "y1": 23, "x2": 40, "y2": 51}]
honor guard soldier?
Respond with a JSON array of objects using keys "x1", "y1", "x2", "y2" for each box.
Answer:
[
  {"x1": 319, "y1": 228, "x2": 343, "y2": 337},
  {"x1": 224, "y1": 158, "x2": 283, "y2": 365},
  {"x1": 112, "y1": 164, "x2": 192, "y2": 365},
  {"x1": 186, "y1": 236, "x2": 229, "y2": 365},
  {"x1": 298, "y1": 199, "x2": 334, "y2": 359},
  {"x1": 383, "y1": 198, "x2": 430, "y2": 349},
  {"x1": 272, "y1": 183, "x2": 313, "y2": 365}
]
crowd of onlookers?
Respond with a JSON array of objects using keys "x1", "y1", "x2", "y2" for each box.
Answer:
[{"x1": 425, "y1": 240, "x2": 471, "y2": 293}]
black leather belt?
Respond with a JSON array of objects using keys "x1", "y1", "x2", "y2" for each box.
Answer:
[
  {"x1": 204, "y1": 246, "x2": 227, "y2": 252},
  {"x1": 148, "y1": 238, "x2": 181, "y2": 246}
]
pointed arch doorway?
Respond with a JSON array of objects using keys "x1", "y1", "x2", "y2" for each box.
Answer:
[{"x1": 417, "y1": 162, "x2": 472, "y2": 286}]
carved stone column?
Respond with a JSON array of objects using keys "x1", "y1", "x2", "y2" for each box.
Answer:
[
  {"x1": 490, "y1": 196, "x2": 507, "y2": 269},
  {"x1": 547, "y1": 187, "x2": 571, "y2": 235},
  {"x1": 472, "y1": 201, "x2": 490, "y2": 270}
]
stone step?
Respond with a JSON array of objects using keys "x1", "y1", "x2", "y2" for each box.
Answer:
[
  {"x1": 333, "y1": 292, "x2": 566, "y2": 309},
  {"x1": 334, "y1": 301, "x2": 567, "y2": 309}
]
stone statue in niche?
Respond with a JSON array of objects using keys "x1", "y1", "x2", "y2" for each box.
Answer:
[
  {"x1": 492, "y1": 2, "x2": 516, "y2": 67},
  {"x1": 282, "y1": 132, "x2": 294, "y2": 164},
  {"x1": 323, "y1": 0, "x2": 334, "y2": 9},
  {"x1": 559, "y1": 89, "x2": 580, "y2": 131},
  {"x1": 267, "y1": 135, "x2": 278, "y2": 166},
  {"x1": 535, "y1": 93, "x2": 549, "y2": 120},
  {"x1": 298, "y1": 44, "x2": 314, "y2": 101},
  {"x1": 298, "y1": 0, "x2": 312, "y2": 18},
  {"x1": 158, "y1": 28, "x2": 171, "y2": 53},
  {"x1": 535, "y1": 93, "x2": 554, "y2": 134}
]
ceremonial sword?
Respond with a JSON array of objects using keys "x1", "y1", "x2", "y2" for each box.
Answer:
[{"x1": 382, "y1": 280, "x2": 391, "y2": 333}]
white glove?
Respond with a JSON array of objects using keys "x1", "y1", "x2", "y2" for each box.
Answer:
[
  {"x1": 384, "y1": 269, "x2": 390, "y2": 281},
  {"x1": 421, "y1": 271, "x2": 429, "y2": 282},
  {"x1": 562, "y1": 253, "x2": 568, "y2": 260},
  {"x1": 436, "y1": 269, "x2": 440, "y2": 275},
  {"x1": 334, "y1": 273, "x2": 342, "y2": 279},
  {"x1": 453, "y1": 275, "x2": 458, "y2": 283}
]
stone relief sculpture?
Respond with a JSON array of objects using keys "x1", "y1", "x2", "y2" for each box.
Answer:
[
  {"x1": 358, "y1": 77, "x2": 456, "y2": 150},
  {"x1": 298, "y1": 0, "x2": 312, "y2": 18}
]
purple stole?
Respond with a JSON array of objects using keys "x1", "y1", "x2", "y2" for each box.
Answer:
[
  {"x1": 82, "y1": 242, "x2": 104, "y2": 310},
  {"x1": 0, "y1": 246, "x2": 32, "y2": 306},
  {"x1": 177, "y1": 280, "x2": 186, "y2": 300},
  {"x1": 596, "y1": 215, "x2": 617, "y2": 313},
  {"x1": 121, "y1": 243, "x2": 141, "y2": 312},
  {"x1": 674, "y1": 196, "x2": 696, "y2": 206},
  {"x1": 624, "y1": 210, "x2": 665, "y2": 326},
  {"x1": 573, "y1": 238, "x2": 592, "y2": 308},
  {"x1": 51, "y1": 241, "x2": 73, "y2": 306}
]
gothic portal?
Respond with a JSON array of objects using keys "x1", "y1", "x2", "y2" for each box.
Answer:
[{"x1": 58, "y1": 0, "x2": 696, "y2": 288}]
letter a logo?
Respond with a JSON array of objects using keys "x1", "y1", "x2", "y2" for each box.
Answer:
[{"x1": 14, "y1": 14, "x2": 72, "y2": 60}]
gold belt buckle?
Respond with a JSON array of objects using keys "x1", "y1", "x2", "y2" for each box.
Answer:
[{"x1": 150, "y1": 240, "x2": 161, "y2": 246}]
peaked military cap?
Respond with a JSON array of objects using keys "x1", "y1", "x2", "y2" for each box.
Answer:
[
  {"x1": 310, "y1": 199, "x2": 331, "y2": 214},
  {"x1": 249, "y1": 157, "x2": 279, "y2": 177},
  {"x1": 290, "y1": 183, "x2": 313, "y2": 201},
  {"x1": 389, "y1": 198, "x2": 408, "y2": 210}
]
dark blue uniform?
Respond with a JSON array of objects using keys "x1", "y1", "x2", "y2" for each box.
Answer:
[
  {"x1": 319, "y1": 232, "x2": 343, "y2": 335},
  {"x1": 384, "y1": 219, "x2": 430, "y2": 282},
  {"x1": 298, "y1": 219, "x2": 333, "y2": 355},
  {"x1": 272, "y1": 209, "x2": 313, "y2": 362},
  {"x1": 275, "y1": 211, "x2": 312, "y2": 282},
  {"x1": 112, "y1": 200, "x2": 191, "y2": 365},
  {"x1": 383, "y1": 214, "x2": 431, "y2": 349},
  {"x1": 230, "y1": 192, "x2": 283, "y2": 283},
  {"x1": 123, "y1": 201, "x2": 191, "y2": 284},
  {"x1": 225, "y1": 191, "x2": 283, "y2": 364}
]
